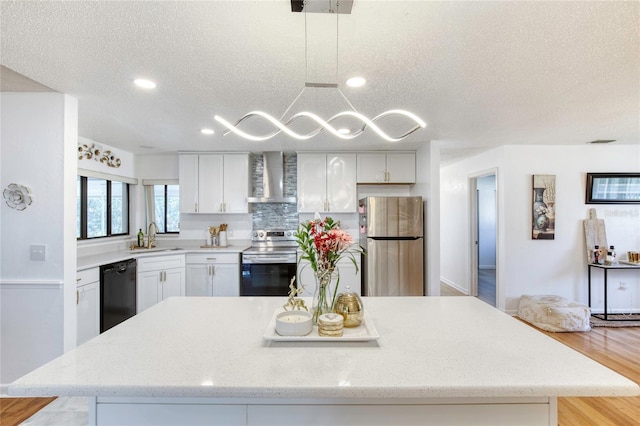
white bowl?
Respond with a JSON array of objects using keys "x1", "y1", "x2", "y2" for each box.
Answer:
[{"x1": 275, "y1": 311, "x2": 313, "y2": 336}]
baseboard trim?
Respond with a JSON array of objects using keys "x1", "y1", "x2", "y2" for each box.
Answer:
[{"x1": 440, "y1": 277, "x2": 468, "y2": 295}]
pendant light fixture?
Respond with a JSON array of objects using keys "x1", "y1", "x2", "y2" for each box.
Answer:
[{"x1": 214, "y1": 2, "x2": 426, "y2": 142}]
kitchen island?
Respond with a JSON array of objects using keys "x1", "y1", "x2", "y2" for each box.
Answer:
[{"x1": 9, "y1": 297, "x2": 639, "y2": 425}]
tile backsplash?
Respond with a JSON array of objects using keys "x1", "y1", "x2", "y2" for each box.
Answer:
[{"x1": 250, "y1": 153, "x2": 299, "y2": 230}]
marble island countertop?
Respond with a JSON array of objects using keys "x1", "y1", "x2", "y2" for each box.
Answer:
[{"x1": 9, "y1": 297, "x2": 639, "y2": 400}]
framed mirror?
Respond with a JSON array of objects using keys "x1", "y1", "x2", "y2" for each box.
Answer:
[{"x1": 586, "y1": 173, "x2": 640, "y2": 204}]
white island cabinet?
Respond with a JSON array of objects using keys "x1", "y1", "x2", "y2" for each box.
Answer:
[
  {"x1": 297, "y1": 152, "x2": 357, "y2": 213},
  {"x1": 136, "y1": 254, "x2": 185, "y2": 313},
  {"x1": 186, "y1": 253, "x2": 240, "y2": 297},
  {"x1": 9, "y1": 297, "x2": 639, "y2": 426}
]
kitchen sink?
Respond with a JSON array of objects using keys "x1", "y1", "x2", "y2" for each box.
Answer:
[{"x1": 129, "y1": 247, "x2": 184, "y2": 254}]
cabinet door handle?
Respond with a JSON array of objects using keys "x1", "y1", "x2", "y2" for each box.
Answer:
[
  {"x1": 211, "y1": 265, "x2": 215, "y2": 275},
  {"x1": 76, "y1": 289, "x2": 79, "y2": 305},
  {"x1": 76, "y1": 278, "x2": 81, "y2": 282},
  {"x1": 195, "y1": 202, "x2": 198, "y2": 213}
]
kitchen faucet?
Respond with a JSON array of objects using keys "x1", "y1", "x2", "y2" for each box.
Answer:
[{"x1": 147, "y1": 222, "x2": 159, "y2": 248}]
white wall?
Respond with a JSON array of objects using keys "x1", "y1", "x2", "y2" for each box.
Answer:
[
  {"x1": 411, "y1": 141, "x2": 440, "y2": 296},
  {"x1": 0, "y1": 93, "x2": 77, "y2": 391},
  {"x1": 78, "y1": 136, "x2": 136, "y2": 179},
  {"x1": 441, "y1": 144, "x2": 640, "y2": 314}
]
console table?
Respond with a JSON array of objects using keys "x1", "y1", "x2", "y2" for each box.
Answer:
[{"x1": 588, "y1": 263, "x2": 640, "y2": 321}]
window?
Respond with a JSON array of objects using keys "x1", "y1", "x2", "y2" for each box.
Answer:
[
  {"x1": 77, "y1": 176, "x2": 130, "y2": 239},
  {"x1": 586, "y1": 173, "x2": 640, "y2": 204},
  {"x1": 152, "y1": 184, "x2": 180, "y2": 233}
]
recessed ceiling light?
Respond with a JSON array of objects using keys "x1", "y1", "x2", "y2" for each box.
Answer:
[
  {"x1": 201, "y1": 128, "x2": 215, "y2": 135},
  {"x1": 134, "y1": 78, "x2": 156, "y2": 89},
  {"x1": 346, "y1": 77, "x2": 366, "y2": 88}
]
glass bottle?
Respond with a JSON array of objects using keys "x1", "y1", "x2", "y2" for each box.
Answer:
[
  {"x1": 137, "y1": 228, "x2": 144, "y2": 247},
  {"x1": 608, "y1": 245, "x2": 618, "y2": 265},
  {"x1": 593, "y1": 245, "x2": 600, "y2": 265}
]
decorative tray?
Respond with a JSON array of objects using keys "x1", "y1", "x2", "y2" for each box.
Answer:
[
  {"x1": 264, "y1": 310, "x2": 380, "y2": 342},
  {"x1": 619, "y1": 260, "x2": 640, "y2": 267}
]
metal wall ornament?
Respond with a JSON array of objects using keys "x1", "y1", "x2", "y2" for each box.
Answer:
[
  {"x1": 77, "y1": 143, "x2": 121, "y2": 168},
  {"x1": 3, "y1": 183, "x2": 33, "y2": 210}
]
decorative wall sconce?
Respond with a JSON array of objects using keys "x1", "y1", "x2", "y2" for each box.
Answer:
[
  {"x1": 78, "y1": 143, "x2": 121, "y2": 168},
  {"x1": 3, "y1": 183, "x2": 32, "y2": 210}
]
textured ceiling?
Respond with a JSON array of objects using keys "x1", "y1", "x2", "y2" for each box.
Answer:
[{"x1": 1, "y1": 1, "x2": 638, "y2": 163}]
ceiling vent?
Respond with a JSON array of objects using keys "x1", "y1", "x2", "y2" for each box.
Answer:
[
  {"x1": 291, "y1": 0, "x2": 353, "y2": 14},
  {"x1": 587, "y1": 139, "x2": 616, "y2": 144}
]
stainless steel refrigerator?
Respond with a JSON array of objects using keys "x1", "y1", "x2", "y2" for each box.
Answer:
[{"x1": 359, "y1": 196, "x2": 424, "y2": 296}]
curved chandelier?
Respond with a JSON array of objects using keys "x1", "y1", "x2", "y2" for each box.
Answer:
[
  {"x1": 214, "y1": 4, "x2": 427, "y2": 142},
  {"x1": 214, "y1": 107, "x2": 426, "y2": 142}
]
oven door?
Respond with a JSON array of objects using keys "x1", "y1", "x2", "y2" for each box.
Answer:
[{"x1": 241, "y1": 253, "x2": 297, "y2": 296}]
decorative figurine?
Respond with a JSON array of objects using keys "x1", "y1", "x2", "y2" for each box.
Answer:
[{"x1": 283, "y1": 276, "x2": 308, "y2": 312}]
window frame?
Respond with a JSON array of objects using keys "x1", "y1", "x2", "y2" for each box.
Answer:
[
  {"x1": 585, "y1": 172, "x2": 640, "y2": 204},
  {"x1": 153, "y1": 184, "x2": 180, "y2": 234},
  {"x1": 77, "y1": 176, "x2": 130, "y2": 240}
]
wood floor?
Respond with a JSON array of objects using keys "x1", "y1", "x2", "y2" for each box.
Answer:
[
  {"x1": 541, "y1": 325, "x2": 640, "y2": 426},
  {"x1": 2, "y1": 326, "x2": 639, "y2": 425},
  {"x1": 0, "y1": 397, "x2": 55, "y2": 426}
]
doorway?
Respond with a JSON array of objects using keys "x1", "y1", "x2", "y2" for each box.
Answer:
[{"x1": 470, "y1": 172, "x2": 497, "y2": 307}]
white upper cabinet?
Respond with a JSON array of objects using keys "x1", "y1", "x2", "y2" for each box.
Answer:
[
  {"x1": 222, "y1": 154, "x2": 250, "y2": 213},
  {"x1": 179, "y1": 154, "x2": 199, "y2": 213},
  {"x1": 179, "y1": 153, "x2": 249, "y2": 213},
  {"x1": 198, "y1": 155, "x2": 224, "y2": 213},
  {"x1": 357, "y1": 152, "x2": 415, "y2": 184},
  {"x1": 297, "y1": 153, "x2": 357, "y2": 213}
]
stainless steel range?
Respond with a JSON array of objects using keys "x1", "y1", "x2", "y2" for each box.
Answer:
[{"x1": 241, "y1": 229, "x2": 298, "y2": 296}]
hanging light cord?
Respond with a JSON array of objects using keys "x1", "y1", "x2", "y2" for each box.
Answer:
[{"x1": 214, "y1": 0, "x2": 427, "y2": 141}]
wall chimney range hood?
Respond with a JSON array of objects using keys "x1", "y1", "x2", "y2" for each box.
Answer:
[{"x1": 247, "y1": 152, "x2": 296, "y2": 204}]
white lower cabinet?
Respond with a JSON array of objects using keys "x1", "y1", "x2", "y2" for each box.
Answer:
[
  {"x1": 297, "y1": 255, "x2": 361, "y2": 298},
  {"x1": 186, "y1": 253, "x2": 240, "y2": 297},
  {"x1": 137, "y1": 255, "x2": 185, "y2": 313},
  {"x1": 76, "y1": 267, "x2": 100, "y2": 346}
]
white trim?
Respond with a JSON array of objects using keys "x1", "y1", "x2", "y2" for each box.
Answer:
[
  {"x1": 141, "y1": 179, "x2": 178, "y2": 186},
  {"x1": 0, "y1": 280, "x2": 63, "y2": 288},
  {"x1": 468, "y1": 168, "x2": 499, "y2": 306},
  {"x1": 440, "y1": 277, "x2": 468, "y2": 295},
  {"x1": 78, "y1": 168, "x2": 138, "y2": 185}
]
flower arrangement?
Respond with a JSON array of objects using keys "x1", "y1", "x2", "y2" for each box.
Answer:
[{"x1": 295, "y1": 214, "x2": 362, "y2": 323}]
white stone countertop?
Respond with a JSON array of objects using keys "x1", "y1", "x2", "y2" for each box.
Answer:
[
  {"x1": 9, "y1": 297, "x2": 640, "y2": 399},
  {"x1": 77, "y1": 244, "x2": 250, "y2": 270}
]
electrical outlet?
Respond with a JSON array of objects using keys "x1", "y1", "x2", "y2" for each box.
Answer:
[{"x1": 30, "y1": 244, "x2": 46, "y2": 261}]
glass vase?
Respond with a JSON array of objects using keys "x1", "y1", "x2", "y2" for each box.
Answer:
[{"x1": 312, "y1": 269, "x2": 334, "y2": 324}]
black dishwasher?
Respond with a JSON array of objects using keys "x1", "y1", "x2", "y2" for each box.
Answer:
[{"x1": 100, "y1": 259, "x2": 136, "y2": 333}]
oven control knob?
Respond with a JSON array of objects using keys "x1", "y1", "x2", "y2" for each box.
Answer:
[
  {"x1": 253, "y1": 232, "x2": 258, "y2": 238},
  {"x1": 286, "y1": 231, "x2": 291, "y2": 236},
  {"x1": 258, "y1": 232, "x2": 264, "y2": 238}
]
